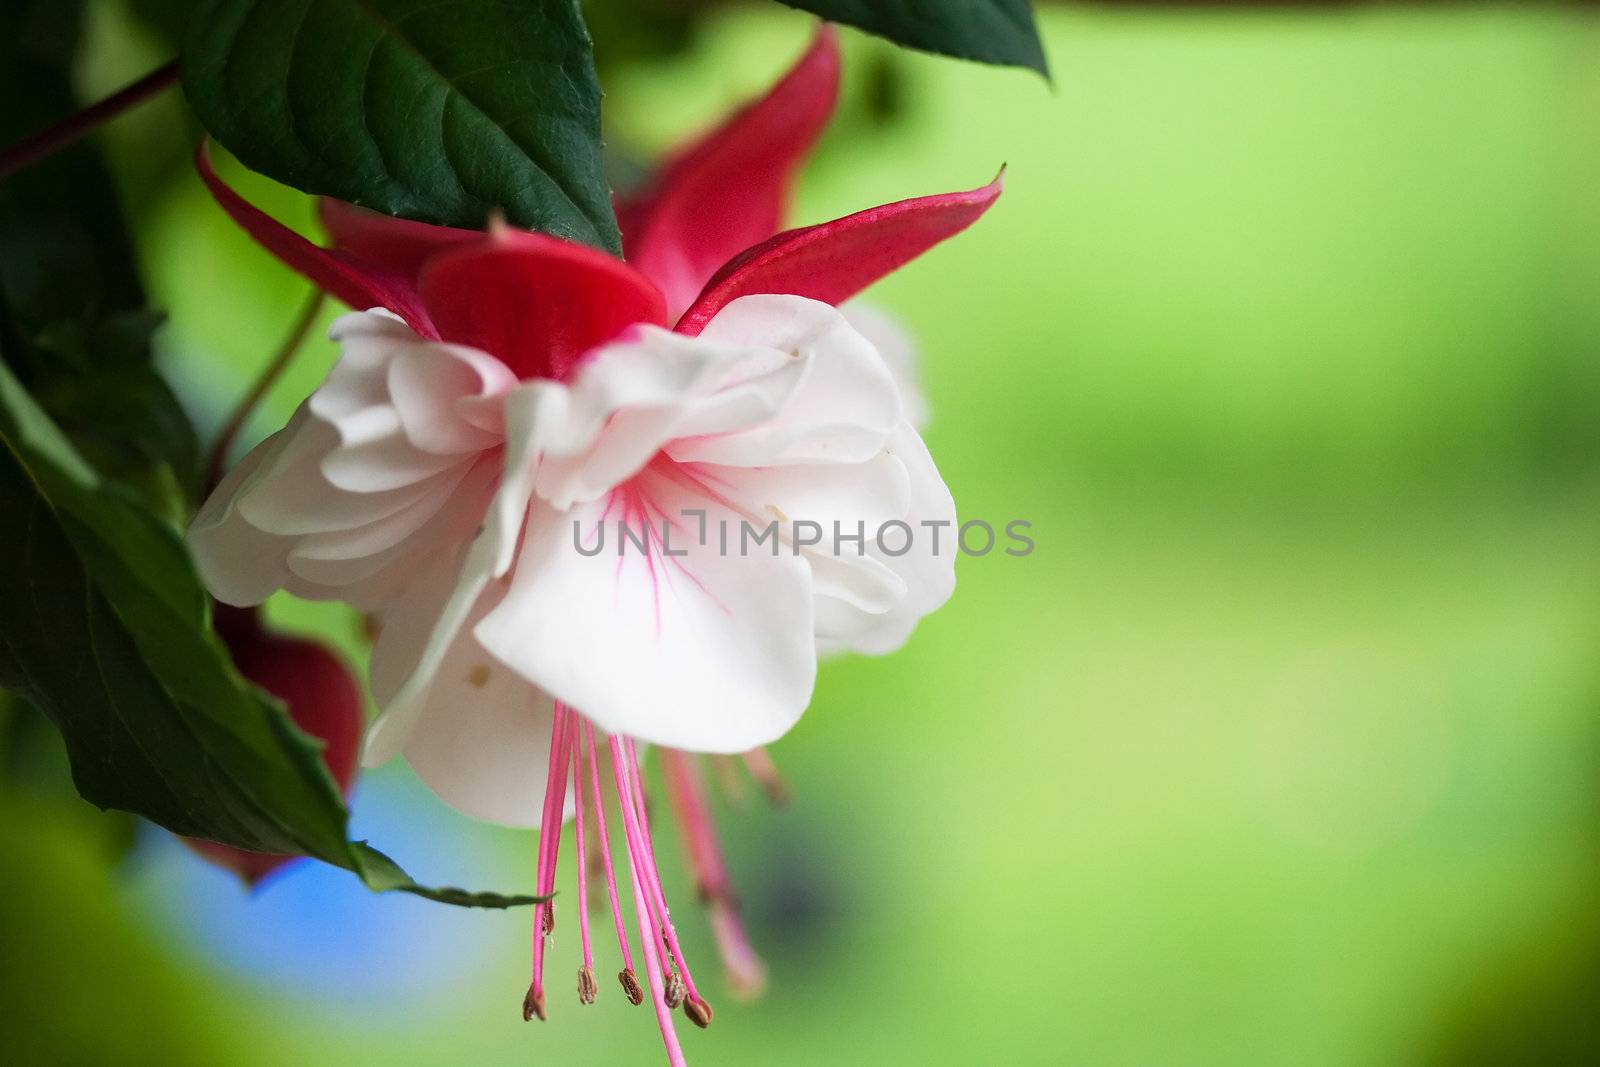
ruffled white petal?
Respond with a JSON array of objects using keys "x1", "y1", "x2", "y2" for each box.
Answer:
[
  {"x1": 814, "y1": 423, "x2": 957, "y2": 656},
  {"x1": 667, "y1": 296, "x2": 901, "y2": 467},
  {"x1": 527, "y1": 324, "x2": 797, "y2": 511},
  {"x1": 188, "y1": 412, "x2": 303, "y2": 606},
  {"x1": 187, "y1": 310, "x2": 510, "y2": 612}
]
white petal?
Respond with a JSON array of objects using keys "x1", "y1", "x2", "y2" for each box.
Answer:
[
  {"x1": 529, "y1": 325, "x2": 792, "y2": 511},
  {"x1": 814, "y1": 423, "x2": 957, "y2": 656},
  {"x1": 187, "y1": 418, "x2": 299, "y2": 606},
  {"x1": 667, "y1": 296, "x2": 901, "y2": 467},
  {"x1": 191, "y1": 309, "x2": 506, "y2": 613},
  {"x1": 694, "y1": 450, "x2": 912, "y2": 536},
  {"x1": 320, "y1": 424, "x2": 463, "y2": 493},
  {"x1": 687, "y1": 450, "x2": 913, "y2": 618},
  {"x1": 476, "y1": 475, "x2": 817, "y2": 753},
  {"x1": 806, "y1": 549, "x2": 907, "y2": 614},
  {"x1": 401, "y1": 650, "x2": 560, "y2": 828},
  {"x1": 387, "y1": 343, "x2": 514, "y2": 455},
  {"x1": 285, "y1": 457, "x2": 494, "y2": 590},
  {"x1": 842, "y1": 302, "x2": 929, "y2": 431},
  {"x1": 363, "y1": 543, "x2": 562, "y2": 828},
  {"x1": 364, "y1": 534, "x2": 498, "y2": 765},
  {"x1": 237, "y1": 415, "x2": 443, "y2": 535},
  {"x1": 365, "y1": 450, "x2": 545, "y2": 762}
]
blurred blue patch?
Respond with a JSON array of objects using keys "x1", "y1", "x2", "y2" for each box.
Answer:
[{"x1": 125, "y1": 763, "x2": 529, "y2": 1010}]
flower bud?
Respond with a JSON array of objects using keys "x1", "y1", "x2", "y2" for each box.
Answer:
[{"x1": 183, "y1": 604, "x2": 363, "y2": 885}]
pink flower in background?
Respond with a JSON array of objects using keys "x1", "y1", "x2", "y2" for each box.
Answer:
[{"x1": 189, "y1": 26, "x2": 999, "y2": 1064}]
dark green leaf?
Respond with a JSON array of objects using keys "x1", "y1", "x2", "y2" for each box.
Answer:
[
  {"x1": 0, "y1": 363, "x2": 540, "y2": 908},
  {"x1": 782, "y1": 0, "x2": 1048, "y2": 76},
  {"x1": 0, "y1": 0, "x2": 200, "y2": 498},
  {"x1": 181, "y1": 0, "x2": 620, "y2": 252},
  {"x1": 126, "y1": 0, "x2": 196, "y2": 48}
]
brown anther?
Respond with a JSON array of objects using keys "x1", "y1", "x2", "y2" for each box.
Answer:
[
  {"x1": 577, "y1": 966, "x2": 598, "y2": 1005},
  {"x1": 522, "y1": 985, "x2": 546, "y2": 1022},
  {"x1": 541, "y1": 904, "x2": 555, "y2": 935},
  {"x1": 619, "y1": 968, "x2": 645, "y2": 1005},
  {"x1": 683, "y1": 996, "x2": 714, "y2": 1029},
  {"x1": 664, "y1": 971, "x2": 686, "y2": 1009}
]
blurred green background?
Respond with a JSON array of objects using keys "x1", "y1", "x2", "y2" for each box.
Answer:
[{"x1": 5, "y1": 2, "x2": 1600, "y2": 1064}]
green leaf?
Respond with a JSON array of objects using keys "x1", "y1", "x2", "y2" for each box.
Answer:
[
  {"x1": 0, "y1": 362, "x2": 540, "y2": 908},
  {"x1": 782, "y1": 0, "x2": 1048, "y2": 76},
  {"x1": 181, "y1": 0, "x2": 620, "y2": 252}
]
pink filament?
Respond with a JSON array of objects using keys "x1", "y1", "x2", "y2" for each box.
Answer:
[
  {"x1": 530, "y1": 703, "x2": 575, "y2": 1006},
  {"x1": 571, "y1": 738, "x2": 594, "y2": 974},
  {"x1": 663, "y1": 750, "x2": 768, "y2": 997},
  {"x1": 662, "y1": 751, "x2": 731, "y2": 900},
  {"x1": 583, "y1": 721, "x2": 636, "y2": 976},
  {"x1": 741, "y1": 746, "x2": 789, "y2": 805},
  {"x1": 621, "y1": 801, "x2": 688, "y2": 1067},
  {"x1": 615, "y1": 736, "x2": 707, "y2": 1007},
  {"x1": 609, "y1": 737, "x2": 674, "y2": 978}
]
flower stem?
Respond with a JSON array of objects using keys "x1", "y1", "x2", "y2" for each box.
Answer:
[
  {"x1": 206, "y1": 289, "x2": 326, "y2": 488},
  {"x1": 0, "y1": 60, "x2": 180, "y2": 180}
]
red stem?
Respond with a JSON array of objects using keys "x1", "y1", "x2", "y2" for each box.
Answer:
[
  {"x1": 0, "y1": 60, "x2": 180, "y2": 180},
  {"x1": 206, "y1": 289, "x2": 327, "y2": 489}
]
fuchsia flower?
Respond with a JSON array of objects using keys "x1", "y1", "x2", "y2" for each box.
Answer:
[{"x1": 188, "y1": 26, "x2": 998, "y2": 1063}]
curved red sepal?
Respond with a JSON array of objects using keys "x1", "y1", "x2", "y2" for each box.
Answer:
[
  {"x1": 617, "y1": 26, "x2": 840, "y2": 320},
  {"x1": 196, "y1": 142, "x2": 438, "y2": 337},
  {"x1": 418, "y1": 229, "x2": 668, "y2": 382},
  {"x1": 675, "y1": 172, "x2": 1004, "y2": 336},
  {"x1": 318, "y1": 198, "x2": 479, "y2": 284}
]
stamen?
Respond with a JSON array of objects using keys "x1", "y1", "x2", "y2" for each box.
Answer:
[
  {"x1": 571, "y1": 738, "x2": 595, "y2": 988},
  {"x1": 613, "y1": 736, "x2": 710, "y2": 1015},
  {"x1": 683, "y1": 995, "x2": 714, "y2": 1029},
  {"x1": 742, "y1": 747, "x2": 790, "y2": 807},
  {"x1": 620, "y1": 967, "x2": 645, "y2": 1006},
  {"x1": 577, "y1": 965, "x2": 598, "y2": 1006},
  {"x1": 525, "y1": 702, "x2": 574, "y2": 1020},
  {"x1": 581, "y1": 721, "x2": 638, "y2": 999},
  {"x1": 609, "y1": 738, "x2": 675, "y2": 981},
  {"x1": 618, "y1": 762, "x2": 687, "y2": 1067},
  {"x1": 664, "y1": 750, "x2": 768, "y2": 1000}
]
